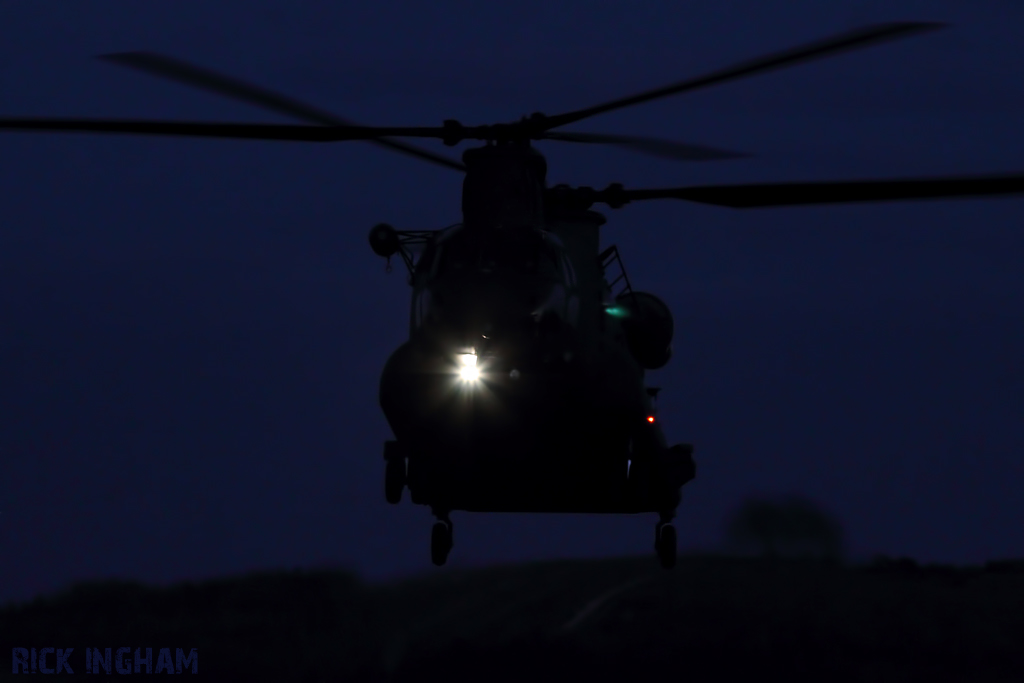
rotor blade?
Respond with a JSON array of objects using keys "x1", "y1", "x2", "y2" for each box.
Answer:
[
  {"x1": 98, "y1": 51, "x2": 466, "y2": 171},
  {"x1": 605, "y1": 174, "x2": 1024, "y2": 208},
  {"x1": 99, "y1": 52, "x2": 350, "y2": 126},
  {"x1": 542, "y1": 130, "x2": 749, "y2": 161},
  {"x1": 0, "y1": 118, "x2": 452, "y2": 141},
  {"x1": 539, "y1": 22, "x2": 944, "y2": 131}
]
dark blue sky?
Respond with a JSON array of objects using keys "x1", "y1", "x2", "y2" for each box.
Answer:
[{"x1": 2, "y1": 1, "x2": 1022, "y2": 604}]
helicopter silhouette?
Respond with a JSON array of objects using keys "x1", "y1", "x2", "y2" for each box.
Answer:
[{"x1": 4, "y1": 21, "x2": 1024, "y2": 568}]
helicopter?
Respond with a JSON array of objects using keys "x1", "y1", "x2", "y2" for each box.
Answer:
[{"x1": 4, "y1": 21, "x2": 1024, "y2": 569}]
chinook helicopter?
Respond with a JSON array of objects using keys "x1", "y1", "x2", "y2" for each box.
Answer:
[{"x1": 4, "y1": 22, "x2": 1024, "y2": 569}]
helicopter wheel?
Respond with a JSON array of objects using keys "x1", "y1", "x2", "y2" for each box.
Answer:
[
  {"x1": 384, "y1": 457, "x2": 405, "y2": 504},
  {"x1": 656, "y1": 524, "x2": 677, "y2": 569},
  {"x1": 431, "y1": 521, "x2": 453, "y2": 566}
]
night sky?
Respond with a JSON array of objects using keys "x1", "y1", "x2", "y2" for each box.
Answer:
[{"x1": 2, "y1": 1, "x2": 1022, "y2": 605}]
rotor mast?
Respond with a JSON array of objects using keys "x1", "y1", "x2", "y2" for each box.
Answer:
[{"x1": 460, "y1": 140, "x2": 548, "y2": 232}]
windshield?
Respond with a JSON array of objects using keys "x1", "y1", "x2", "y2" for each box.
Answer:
[{"x1": 410, "y1": 229, "x2": 574, "y2": 335}]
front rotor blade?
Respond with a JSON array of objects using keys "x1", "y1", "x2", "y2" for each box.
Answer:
[
  {"x1": 542, "y1": 130, "x2": 749, "y2": 161},
  {"x1": 99, "y1": 52, "x2": 466, "y2": 171},
  {"x1": 615, "y1": 174, "x2": 1024, "y2": 208},
  {"x1": 0, "y1": 118, "x2": 451, "y2": 141},
  {"x1": 539, "y1": 22, "x2": 944, "y2": 131}
]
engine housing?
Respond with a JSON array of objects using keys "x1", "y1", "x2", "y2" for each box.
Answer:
[{"x1": 614, "y1": 291, "x2": 673, "y2": 369}]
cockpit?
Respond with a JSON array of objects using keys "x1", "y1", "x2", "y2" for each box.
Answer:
[
  {"x1": 410, "y1": 225, "x2": 578, "y2": 337},
  {"x1": 414, "y1": 224, "x2": 572, "y2": 280}
]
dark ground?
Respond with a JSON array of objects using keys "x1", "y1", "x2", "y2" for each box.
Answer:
[{"x1": 2, "y1": 554, "x2": 1022, "y2": 682}]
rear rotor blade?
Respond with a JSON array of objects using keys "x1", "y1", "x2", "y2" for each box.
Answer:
[
  {"x1": 542, "y1": 130, "x2": 749, "y2": 161},
  {"x1": 100, "y1": 52, "x2": 345, "y2": 126},
  {"x1": 0, "y1": 118, "x2": 449, "y2": 141},
  {"x1": 597, "y1": 174, "x2": 1024, "y2": 208},
  {"x1": 99, "y1": 51, "x2": 466, "y2": 171},
  {"x1": 539, "y1": 22, "x2": 944, "y2": 131}
]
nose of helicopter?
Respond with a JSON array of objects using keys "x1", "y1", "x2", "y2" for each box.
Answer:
[{"x1": 378, "y1": 333, "x2": 574, "y2": 444}]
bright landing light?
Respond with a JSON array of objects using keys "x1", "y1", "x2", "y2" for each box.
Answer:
[{"x1": 458, "y1": 353, "x2": 480, "y2": 381}]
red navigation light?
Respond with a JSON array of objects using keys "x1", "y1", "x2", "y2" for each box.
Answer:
[{"x1": 647, "y1": 416, "x2": 655, "y2": 423}]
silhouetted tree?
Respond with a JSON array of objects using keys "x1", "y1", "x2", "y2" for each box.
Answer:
[{"x1": 725, "y1": 495, "x2": 844, "y2": 560}]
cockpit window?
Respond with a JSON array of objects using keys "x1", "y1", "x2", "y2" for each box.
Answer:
[
  {"x1": 436, "y1": 232, "x2": 479, "y2": 274},
  {"x1": 415, "y1": 242, "x2": 438, "y2": 277},
  {"x1": 560, "y1": 251, "x2": 576, "y2": 287},
  {"x1": 431, "y1": 229, "x2": 558, "y2": 277},
  {"x1": 413, "y1": 288, "x2": 432, "y2": 328},
  {"x1": 480, "y1": 232, "x2": 547, "y2": 272}
]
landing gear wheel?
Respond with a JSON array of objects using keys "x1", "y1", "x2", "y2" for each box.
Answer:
[
  {"x1": 384, "y1": 457, "x2": 405, "y2": 504},
  {"x1": 431, "y1": 521, "x2": 453, "y2": 566},
  {"x1": 657, "y1": 524, "x2": 677, "y2": 569}
]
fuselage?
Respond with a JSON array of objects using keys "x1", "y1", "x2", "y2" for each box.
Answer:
[
  {"x1": 379, "y1": 221, "x2": 664, "y2": 466},
  {"x1": 375, "y1": 144, "x2": 688, "y2": 516}
]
